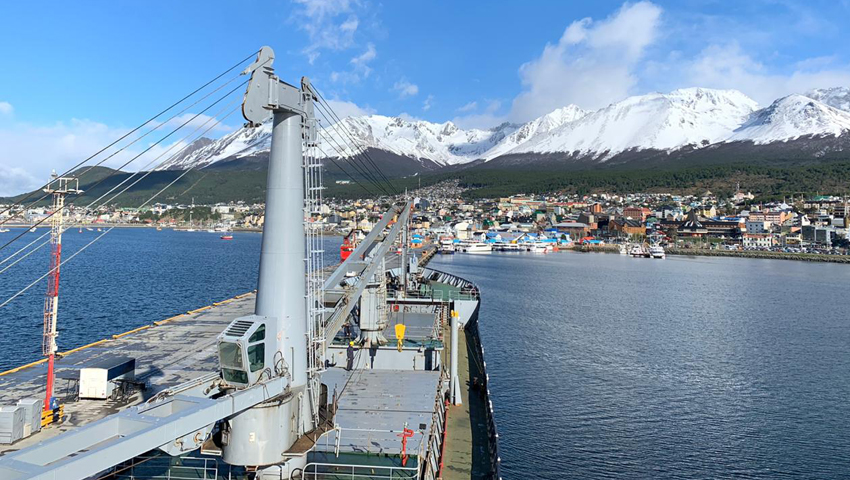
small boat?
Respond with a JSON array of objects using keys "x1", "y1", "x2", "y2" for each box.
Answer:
[
  {"x1": 97, "y1": 228, "x2": 102, "y2": 232},
  {"x1": 187, "y1": 228, "x2": 196, "y2": 232},
  {"x1": 459, "y1": 242, "x2": 492, "y2": 253},
  {"x1": 629, "y1": 245, "x2": 648, "y2": 258},
  {"x1": 619, "y1": 244, "x2": 628, "y2": 255},
  {"x1": 220, "y1": 234, "x2": 234, "y2": 240},
  {"x1": 340, "y1": 233, "x2": 356, "y2": 261},
  {"x1": 649, "y1": 245, "x2": 666, "y2": 259},
  {"x1": 86, "y1": 227, "x2": 93, "y2": 231},
  {"x1": 156, "y1": 226, "x2": 162, "y2": 231},
  {"x1": 28, "y1": 226, "x2": 36, "y2": 233},
  {"x1": 438, "y1": 243, "x2": 455, "y2": 254},
  {"x1": 0, "y1": 228, "x2": 9, "y2": 233},
  {"x1": 530, "y1": 244, "x2": 547, "y2": 253},
  {"x1": 207, "y1": 228, "x2": 215, "y2": 233}
]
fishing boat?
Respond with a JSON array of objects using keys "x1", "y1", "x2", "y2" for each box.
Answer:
[
  {"x1": 649, "y1": 245, "x2": 666, "y2": 259},
  {"x1": 220, "y1": 234, "x2": 233, "y2": 240}
]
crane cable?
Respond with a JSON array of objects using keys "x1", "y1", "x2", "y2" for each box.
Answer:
[
  {"x1": 0, "y1": 105, "x2": 242, "y2": 309},
  {"x1": 0, "y1": 81, "x2": 247, "y2": 255},
  {"x1": 0, "y1": 50, "x2": 260, "y2": 223},
  {"x1": 0, "y1": 94, "x2": 243, "y2": 276},
  {"x1": 314, "y1": 105, "x2": 395, "y2": 196},
  {"x1": 312, "y1": 87, "x2": 398, "y2": 194}
]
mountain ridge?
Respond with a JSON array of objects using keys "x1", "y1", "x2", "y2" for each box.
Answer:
[{"x1": 155, "y1": 86, "x2": 850, "y2": 173}]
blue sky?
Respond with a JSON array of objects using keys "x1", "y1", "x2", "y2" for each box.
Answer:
[{"x1": 1, "y1": 0, "x2": 850, "y2": 195}]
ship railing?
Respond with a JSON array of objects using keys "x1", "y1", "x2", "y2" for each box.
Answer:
[
  {"x1": 422, "y1": 368, "x2": 449, "y2": 480},
  {"x1": 465, "y1": 317, "x2": 502, "y2": 480},
  {"x1": 302, "y1": 461, "x2": 420, "y2": 480},
  {"x1": 110, "y1": 453, "x2": 219, "y2": 479}
]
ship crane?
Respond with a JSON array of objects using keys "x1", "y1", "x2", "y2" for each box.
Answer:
[
  {"x1": 0, "y1": 47, "x2": 413, "y2": 480},
  {"x1": 41, "y1": 173, "x2": 81, "y2": 413}
]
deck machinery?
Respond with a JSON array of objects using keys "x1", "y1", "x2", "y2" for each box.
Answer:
[{"x1": 0, "y1": 47, "x2": 498, "y2": 480}]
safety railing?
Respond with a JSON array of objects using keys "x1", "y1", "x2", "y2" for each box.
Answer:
[
  {"x1": 110, "y1": 454, "x2": 219, "y2": 479},
  {"x1": 464, "y1": 313, "x2": 502, "y2": 480},
  {"x1": 302, "y1": 462, "x2": 419, "y2": 480}
]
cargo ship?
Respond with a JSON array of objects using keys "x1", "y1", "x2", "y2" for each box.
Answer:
[{"x1": 0, "y1": 47, "x2": 500, "y2": 480}]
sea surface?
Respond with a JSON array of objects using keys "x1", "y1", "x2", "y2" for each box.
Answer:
[
  {"x1": 430, "y1": 251, "x2": 850, "y2": 479},
  {"x1": 0, "y1": 228, "x2": 339, "y2": 371},
  {"x1": 3, "y1": 229, "x2": 850, "y2": 479}
]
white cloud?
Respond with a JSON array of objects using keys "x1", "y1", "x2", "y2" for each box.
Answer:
[
  {"x1": 333, "y1": 43, "x2": 377, "y2": 84},
  {"x1": 509, "y1": 1, "x2": 662, "y2": 122},
  {"x1": 456, "y1": 101, "x2": 478, "y2": 113},
  {"x1": 683, "y1": 43, "x2": 850, "y2": 106},
  {"x1": 422, "y1": 95, "x2": 434, "y2": 111},
  {"x1": 393, "y1": 79, "x2": 419, "y2": 98},
  {"x1": 452, "y1": 100, "x2": 507, "y2": 129},
  {"x1": 0, "y1": 102, "x2": 12, "y2": 115},
  {"x1": 0, "y1": 114, "x2": 237, "y2": 197},
  {"x1": 292, "y1": 0, "x2": 361, "y2": 63},
  {"x1": 324, "y1": 98, "x2": 375, "y2": 120}
]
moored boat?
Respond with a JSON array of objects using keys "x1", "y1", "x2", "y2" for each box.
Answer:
[{"x1": 649, "y1": 245, "x2": 666, "y2": 259}]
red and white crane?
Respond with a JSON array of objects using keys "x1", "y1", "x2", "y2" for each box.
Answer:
[{"x1": 42, "y1": 172, "x2": 81, "y2": 412}]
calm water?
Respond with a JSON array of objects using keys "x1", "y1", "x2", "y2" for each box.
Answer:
[
  {"x1": 0, "y1": 228, "x2": 340, "y2": 371},
  {"x1": 430, "y1": 251, "x2": 850, "y2": 479},
  {"x1": 3, "y1": 231, "x2": 850, "y2": 479}
]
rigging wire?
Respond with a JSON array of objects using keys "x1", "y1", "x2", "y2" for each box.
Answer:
[
  {"x1": 1, "y1": 71, "x2": 247, "y2": 227},
  {"x1": 0, "y1": 81, "x2": 247, "y2": 255},
  {"x1": 314, "y1": 110, "x2": 393, "y2": 196},
  {"x1": 314, "y1": 120, "x2": 389, "y2": 195},
  {"x1": 0, "y1": 96, "x2": 241, "y2": 276},
  {"x1": 314, "y1": 102, "x2": 396, "y2": 192},
  {"x1": 316, "y1": 128, "x2": 389, "y2": 196},
  {"x1": 0, "y1": 50, "x2": 259, "y2": 222},
  {"x1": 0, "y1": 106, "x2": 242, "y2": 310},
  {"x1": 314, "y1": 144, "x2": 376, "y2": 197},
  {"x1": 312, "y1": 88, "x2": 398, "y2": 194}
]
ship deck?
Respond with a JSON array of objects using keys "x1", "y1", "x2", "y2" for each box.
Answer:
[{"x1": 0, "y1": 292, "x2": 258, "y2": 454}]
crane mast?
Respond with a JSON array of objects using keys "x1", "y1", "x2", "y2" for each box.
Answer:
[{"x1": 41, "y1": 173, "x2": 81, "y2": 411}]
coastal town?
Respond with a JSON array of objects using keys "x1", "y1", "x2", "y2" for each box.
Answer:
[{"x1": 2, "y1": 181, "x2": 849, "y2": 259}]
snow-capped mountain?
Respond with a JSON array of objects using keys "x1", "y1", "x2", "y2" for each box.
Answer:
[
  {"x1": 318, "y1": 116, "x2": 518, "y2": 166},
  {"x1": 806, "y1": 87, "x2": 850, "y2": 113},
  {"x1": 506, "y1": 88, "x2": 758, "y2": 158},
  {"x1": 158, "y1": 86, "x2": 850, "y2": 172},
  {"x1": 481, "y1": 105, "x2": 587, "y2": 160},
  {"x1": 728, "y1": 94, "x2": 850, "y2": 144}
]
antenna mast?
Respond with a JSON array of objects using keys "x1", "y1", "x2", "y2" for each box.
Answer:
[{"x1": 42, "y1": 173, "x2": 81, "y2": 412}]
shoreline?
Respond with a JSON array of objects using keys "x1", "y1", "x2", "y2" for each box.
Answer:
[
  {"x1": 558, "y1": 244, "x2": 850, "y2": 264},
  {"x1": 665, "y1": 247, "x2": 850, "y2": 263}
]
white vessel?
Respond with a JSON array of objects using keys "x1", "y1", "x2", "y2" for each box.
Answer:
[
  {"x1": 649, "y1": 245, "x2": 666, "y2": 259},
  {"x1": 459, "y1": 242, "x2": 492, "y2": 253},
  {"x1": 530, "y1": 244, "x2": 547, "y2": 253},
  {"x1": 619, "y1": 244, "x2": 628, "y2": 255},
  {"x1": 629, "y1": 245, "x2": 647, "y2": 257}
]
